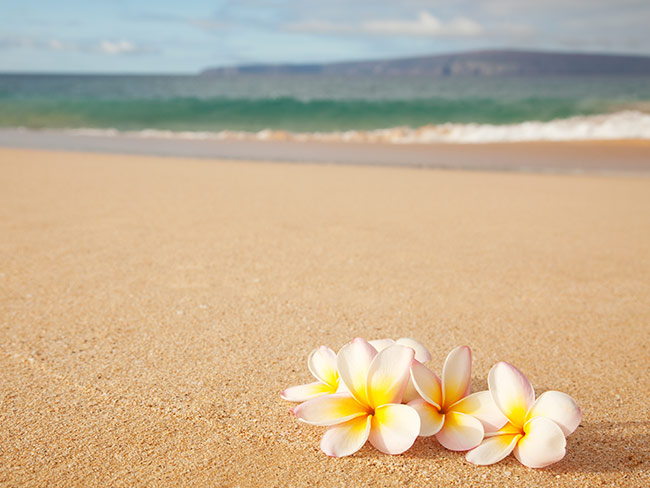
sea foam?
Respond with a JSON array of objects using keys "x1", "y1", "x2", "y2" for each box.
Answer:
[{"x1": 65, "y1": 111, "x2": 650, "y2": 144}]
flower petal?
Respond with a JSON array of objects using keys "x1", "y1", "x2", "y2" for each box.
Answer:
[
  {"x1": 465, "y1": 433, "x2": 521, "y2": 465},
  {"x1": 396, "y1": 338, "x2": 432, "y2": 363},
  {"x1": 513, "y1": 416, "x2": 566, "y2": 468},
  {"x1": 441, "y1": 346, "x2": 472, "y2": 408},
  {"x1": 450, "y1": 390, "x2": 509, "y2": 432},
  {"x1": 293, "y1": 393, "x2": 367, "y2": 426},
  {"x1": 525, "y1": 391, "x2": 582, "y2": 436},
  {"x1": 308, "y1": 346, "x2": 338, "y2": 387},
  {"x1": 408, "y1": 398, "x2": 444, "y2": 436},
  {"x1": 410, "y1": 360, "x2": 442, "y2": 409},
  {"x1": 435, "y1": 411, "x2": 484, "y2": 451},
  {"x1": 280, "y1": 381, "x2": 335, "y2": 402},
  {"x1": 488, "y1": 361, "x2": 535, "y2": 428},
  {"x1": 401, "y1": 377, "x2": 421, "y2": 403},
  {"x1": 320, "y1": 415, "x2": 372, "y2": 457},
  {"x1": 369, "y1": 338, "x2": 395, "y2": 352},
  {"x1": 366, "y1": 345, "x2": 415, "y2": 407},
  {"x1": 336, "y1": 338, "x2": 377, "y2": 407},
  {"x1": 368, "y1": 404, "x2": 421, "y2": 455}
]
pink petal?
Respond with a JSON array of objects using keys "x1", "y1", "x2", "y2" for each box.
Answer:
[
  {"x1": 280, "y1": 381, "x2": 335, "y2": 402},
  {"x1": 408, "y1": 398, "x2": 444, "y2": 437},
  {"x1": 336, "y1": 338, "x2": 377, "y2": 407},
  {"x1": 308, "y1": 346, "x2": 338, "y2": 387},
  {"x1": 450, "y1": 390, "x2": 509, "y2": 432},
  {"x1": 513, "y1": 416, "x2": 566, "y2": 468},
  {"x1": 526, "y1": 391, "x2": 582, "y2": 436},
  {"x1": 396, "y1": 338, "x2": 432, "y2": 363},
  {"x1": 435, "y1": 411, "x2": 484, "y2": 451},
  {"x1": 410, "y1": 360, "x2": 442, "y2": 409},
  {"x1": 293, "y1": 393, "x2": 367, "y2": 426},
  {"x1": 368, "y1": 404, "x2": 421, "y2": 455},
  {"x1": 488, "y1": 361, "x2": 535, "y2": 428},
  {"x1": 465, "y1": 433, "x2": 521, "y2": 465},
  {"x1": 369, "y1": 338, "x2": 396, "y2": 351},
  {"x1": 441, "y1": 346, "x2": 472, "y2": 408},
  {"x1": 320, "y1": 415, "x2": 372, "y2": 457},
  {"x1": 366, "y1": 345, "x2": 414, "y2": 407}
]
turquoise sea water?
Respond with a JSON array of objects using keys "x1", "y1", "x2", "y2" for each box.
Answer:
[{"x1": 0, "y1": 73, "x2": 649, "y2": 133}]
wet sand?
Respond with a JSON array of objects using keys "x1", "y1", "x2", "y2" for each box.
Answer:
[
  {"x1": 1, "y1": 128, "x2": 650, "y2": 174},
  {"x1": 1, "y1": 147, "x2": 649, "y2": 486}
]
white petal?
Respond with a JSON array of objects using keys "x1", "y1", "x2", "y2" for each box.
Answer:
[
  {"x1": 293, "y1": 393, "x2": 367, "y2": 426},
  {"x1": 410, "y1": 360, "x2": 442, "y2": 409},
  {"x1": 336, "y1": 338, "x2": 377, "y2": 407},
  {"x1": 396, "y1": 338, "x2": 432, "y2": 363},
  {"x1": 368, "y1": 404, "x2": 421, "y2": 455},
  {"x1": 450, "y1": 390, "x2": 509, "y2": 432},
  {"x1": 488, "y1": 361, "x2": 535, "y2": 428},
  {"x1": 401, "y1": 377, "x2": 421, "y2": 403},
  {"x1": 369, "y1": 338, "x2": 395, "y2": 352},
  {"x1": 435, "y1": 411, "x2": 484, "y2": 451},
  {"x1": 308, "y1": 346, "x2": 338, "y2": 387},
  {"x1": 280, "y1": 381, "x2": 335, "y2": 402},
  {"x1": 442, "y1": 346, "x2": 472, "y2": 408},
  {"x1": 320, "y1": 415, "x2": 372, "y2": 457},
  {"x1": 465, "y1": 433, "x2": 521, "y2": 465},
  {"x1": 513, "y1": 417, "x2": 566, "y2": 468},
  {"x1": 526, "y1": 391, "x2": 582, "y2": 436},
  {"x1": 366, "y1": 345, "x2": 415, "y2": 407},
  {"x1": 408, "y1": 398, "x2": 444, "y2": 436}
]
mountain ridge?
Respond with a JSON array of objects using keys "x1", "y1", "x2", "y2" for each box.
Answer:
[{"x1": 201, "y1": 49, "x2": 650, "y2": 76}]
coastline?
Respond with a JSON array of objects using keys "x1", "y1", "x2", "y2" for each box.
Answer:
[
  {"x1": 1, "y1": 128, "x2": 650, "y2": 175},
  {"x1": 1, "y1": 147, "x2": 649, "y2": 485}
]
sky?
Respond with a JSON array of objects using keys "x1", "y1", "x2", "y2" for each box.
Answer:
[{"x1": 1, "y1": 0, "x2": 649, "y2": 73}]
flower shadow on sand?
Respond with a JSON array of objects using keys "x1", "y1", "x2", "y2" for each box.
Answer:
[
  {"x1": 549, "y1": 420, "x2": 650, "y2": 474},
  {"x1": 341, "y1": 420, "x2": 649, "y2": 475}
]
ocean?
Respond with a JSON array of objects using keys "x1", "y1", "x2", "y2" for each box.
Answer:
[{"x1": 1, "y1": 73, "x2": 649, "y2": 143}]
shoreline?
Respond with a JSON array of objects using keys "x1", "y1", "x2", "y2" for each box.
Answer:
[{"x1": 1, "y1": 128, "x2": 650, "y2": 175}]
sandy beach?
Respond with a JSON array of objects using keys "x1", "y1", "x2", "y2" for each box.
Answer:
[{"x1": 1, "y1": 147, "x2": 649, "y2": 486}]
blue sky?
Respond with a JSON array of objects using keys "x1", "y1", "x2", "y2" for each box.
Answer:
[{"x1": 1, "y1": 0, "x2": 649, "y2": 73}]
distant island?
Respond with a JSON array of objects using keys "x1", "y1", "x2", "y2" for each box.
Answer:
[{"x1": 201, "y1": 49, "x2": 650, "y2": 76}]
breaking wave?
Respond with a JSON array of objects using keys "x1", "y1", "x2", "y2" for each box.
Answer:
[{"x1": 63, "y1": 111, "x2": 650, "y2": 144}]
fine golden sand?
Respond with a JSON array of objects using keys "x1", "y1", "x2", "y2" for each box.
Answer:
[{"x1": 1, "y1": 148, "x2": 649, "y2": 486}]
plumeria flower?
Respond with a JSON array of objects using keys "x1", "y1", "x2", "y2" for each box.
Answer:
[
  {"x1": 369, "y1": 338, "x2": 432, "y2": 363},
  {"x1": 370, "y1": 338, "x2": 432, "y2": 403},
  {"x1": 466, "y1": 362, "x2": 582, "y2": 468},
  {"x1": 293, "y1": 338, "x2": 421, "y2": 457},
  {"x1": 409, "y1": 346, "x2": 508, "y2": 451},
  {"x1": 280, "y1": 346, "x2": 339, "y2": 402}
]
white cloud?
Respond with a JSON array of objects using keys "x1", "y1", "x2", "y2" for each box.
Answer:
[
  {"x1": 287, "y1": 11, "x2": 484, "y2": 38},
  {"x1": 0, "y1": 35, "x2": 153, "y2": 56},
  {"x1": 363, "y1": 11, "x2": 483, "y2": 37},
  {"x1": 99, "y1": 40, "x2": 137, "y2": 55}
]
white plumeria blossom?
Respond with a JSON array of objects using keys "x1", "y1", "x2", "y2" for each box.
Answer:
[
  {"x1": 370, "y1": 338, "x2": 432, "y2": 403},
  {"x1": 408, "y1": 346, "x2": 508, "y2": 451},
  {"x1": 466, "y1": 361, "x2": 582, "y2": 468},
  {"x1": 280, "y1": 346, "x2": 339, "y2": 402},
  {"x1": 369, "y1": 338, "x2": 432, "y2": 363},
  {"x1": 293, "y1": 338, "x2": 421, "y2": 457}
]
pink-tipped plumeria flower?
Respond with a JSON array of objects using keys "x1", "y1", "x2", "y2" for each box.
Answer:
[
  {"x1": 293, "y1": 338, "x2": 421, "y2": 457},
  {"x1": 369, "y1": 338, "x2": 432, "y2": 363},
  {"x1": 280, "y1": 346, "x2": 339, "y2": 402},
  {"x1": 466, "y1": 362, "x2": 582, "y2": 468},
  {"x1": 408, "y1": 346, "x2": 508, "y2": 451},
  {"x1": 370, "y1": 338, "x2": 432, "y2": 403}
]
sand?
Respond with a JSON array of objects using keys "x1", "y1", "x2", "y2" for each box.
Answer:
[{"x1": 1, "y1": 147, "x2": 649, "y2": 487}]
